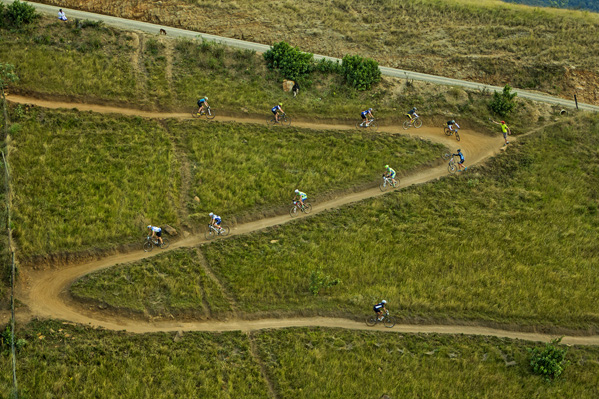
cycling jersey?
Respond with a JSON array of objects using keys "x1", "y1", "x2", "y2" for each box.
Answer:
[
  {"x1": 272, "y1": 105, "x2": 281, "y2": 114},
  {"x1": 454, "y1": 152, "x2": 465, "y2": 162},
  {"x1": 149, "y1": 226, "x2": 161, "y2": 233},
  {"x1": 297, "y1": 191, "x2": 307, "y2": 200},
  {"x1": 361, "y1": 110, "x2": 371, "y2": 117},
  {"x1": 501, "y1": 123, "x2": 508, "y2": 133},
  {"x1": 407, "y1": 108, "x2": 417, "y2": 115},
  {"x1": 198, "y1": 99, "x2": 206, "y2": 107},
  {"x1": 386, "y1": 167, "x2": 396, "y2": 177},
  {"x1": 211, "y1": 214, "x2": 222, "y2": 224},
  {"x1": 373, "y1": 302, "x2": 386, "y2": 311}
]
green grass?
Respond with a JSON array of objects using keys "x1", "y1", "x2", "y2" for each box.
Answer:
[
  {"x1": 194, "y1": 116, "x2": 599, "y2": 328},
  {"x1": 255, "y1": 328, "x2": 599, "y2": 398},
  {"x1": 168, "y1": 119, "x2": 445, "y2": 219},
  {"x1": 71, "y1": 248, "x2": 231, "y2": 318},
  {"x1": 0, "y1": 319, "x2": 270, "y2": 398},
  {"x1": 10, "y1": 109, "x2": 180, "y2": 259}
]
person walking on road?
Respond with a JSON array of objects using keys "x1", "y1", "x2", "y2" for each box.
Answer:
[{"x1": 491, "y1": 119, "x2": 510, "y2": 146}]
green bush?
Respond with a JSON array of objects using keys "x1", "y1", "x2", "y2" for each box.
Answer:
[
  {"x1": 341, "y1": 55, "x2": 381, "y2": 91},
  {"x1": 309, "y1": 267, "x2": 341, "y2": 296},
  {"x1": 528, "y1": 338, "x2": 569, "y2": 381},
  {"x1": 263, "y1": 41, "x2": 314, "y2": 81},
  {"x1": 489, "y1": 84, "x2": 518, "y2": 117},
  {"x1": 3, "y1": 0, "x2": 38, "y2": 28},
  {"x1": 315, "y1": 58, "x2": 343, "y2": 75}
]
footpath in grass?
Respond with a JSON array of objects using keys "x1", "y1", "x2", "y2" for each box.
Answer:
[
  {"x1": 10, "y1": 109, "x2": 180, "y2": 260},
  {"x1": 255, "y1": 328, "x2": 599, "y2": 399},
  {"x1": 0, "y1": 320, "x2": 270, "y2": 399},
  {"x1": 168, "y1": 119, "x2": 444, "y2": 219},
  {"x1": 71, "y1": 248, "x2": 230, "y2": 319},
  {"x1": 199, "y1": 117, "x2": 599, "y2": 328}
]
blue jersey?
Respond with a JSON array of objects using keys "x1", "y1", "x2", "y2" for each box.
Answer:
[
  {"x1": 272, "y1": 105, "x2": 281, "y2": 113},
  {"x1": 374, "y1": 302, "x2": 385, "y2": 311},
  {"x1": 408, "y1": 108, "x2": 417, "y2": 115},
  {"x1": 211, "y1": 214, "x2": 222, "y2": 224},
  {"x1": 455, "y1": 152, "x2": 464, "y2": 162}
]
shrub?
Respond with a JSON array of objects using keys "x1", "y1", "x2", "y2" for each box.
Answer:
[
  {"x1": 309, "y1": 267, "x2": 341, "y2": 296},
  {"x1": 4, "y1": 0, "x2": 38, "y2": 28},
  {"x1": 315, "y1": 58, "x2": 343, "y2": 75},
  {"x1": 528, "y1": 337, "x2": 569, "y2": 381},
  {"x1": 263, "y1": 41, "x2": 314, "y2": 81},
  {"x1": 489, "y1": 84, "x2": 518, "y2": 117},
  {"x1": 341, "y1": 55, "x2": 381, "y2": 91}
]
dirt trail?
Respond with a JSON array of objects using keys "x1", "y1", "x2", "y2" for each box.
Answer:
[{"x1": 10, "y1": 95, "x2": 599, "y2": 346}]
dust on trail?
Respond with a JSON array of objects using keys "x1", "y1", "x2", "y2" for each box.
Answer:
[{"x1": 12, "y1": 95, "x2": 598, "y2": 346}]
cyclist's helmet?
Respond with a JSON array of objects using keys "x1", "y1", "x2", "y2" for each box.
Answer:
[
  {"x1": 451, "y1": 119, "x2": 456, "y2": 124},
  {"x1": 368, "y1": 108, "x2": 373, "y2": 112},
  {"x1": 381, "y1": 300, "x2": 387, "y2": 304},
  {"x1": 204, "y1": 96, "x2": 208, "y2": 100},
  {"x1": 501, "y1": 121, "x2": 505, "y2": 124},
  {"x1": 295, "y1": 189, "x2": 299, "y2": 193},
  {"x1": 147, "y1": 225, "x2": 151, "y2": 228},
  {"x1": 413, "y1": 107, "x2": 417, "y2": 111},
  {"x1": 457, "y1": 149, "x2": 461, "y2": 152},
  {"x1": 209, "y1": 212, "x2": 214, "y2": 217},
  {"x1": 279, "y1": 103, "x2": 283, "y2": 106},
  {"x1": 385, "y1": 164, "x2": 389, "y2": 169}
]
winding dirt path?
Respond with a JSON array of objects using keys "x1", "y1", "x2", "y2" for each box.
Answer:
[{"x1": 9, "y1": 95, "x2": 599, "y2": 346}]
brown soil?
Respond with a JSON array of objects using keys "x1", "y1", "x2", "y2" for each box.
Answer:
[{"x1": 7, "y1": 95, "x2": 599, "y2": 346}]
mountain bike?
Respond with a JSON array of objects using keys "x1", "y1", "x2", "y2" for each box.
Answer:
[
  {"x1": 403, "y1": 116, "x2": 422, "y2": 130},
  {"x1": 379, "y1": 174, "x2": 399, "y2": 192},
  {"x1": 365, "y1": 310, "x2": 396, "y2": 328},
  {"x1": 355, "y1": 118, "x2": 378, "y2": 131},
  {"x1": 192, "y1": 106, "x2": 216, "y2": 120},
  {"x1": 443, "y1": 126, "x2": 460, "y2": 141},
  {"x1": 442, "y1": 152, "x2": 452, "y2": 161},
  {"x1": 267, "y1": 113, "x2": 291, "y2": 126},
  {"x1": 205, "y1": 224, "x2": 230, "y2": 240},
  {"x1": 289, "y1": 200, "x2": 312, "y2": 217},
  {"x1": 448, "y1": 156, "x2": 458, "y2": 174},
  {"x1": 143, "y1": 235, "x2": 170, "y2": 252}
]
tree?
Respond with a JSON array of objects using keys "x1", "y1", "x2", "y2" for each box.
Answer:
[
  {"x1": 263, "y1": 41, "x2": 314, "y2": 82},
  {"x1": 0, "y1": 63, "x2": 19, "y2": 139},
  {"x1": 489, "y1": 84, "x2": 518, "y2": 118}
]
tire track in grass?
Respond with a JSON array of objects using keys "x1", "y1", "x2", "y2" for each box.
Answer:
[
  {"x1": 194, "y1": 247, "x2": 240, "y2": 318},
  {"x1": 247, "y1": 332, "x2": 279, "y2": 399},
  {"x1": 12, "y1": 96, "x2": 599, "y2": 345}
]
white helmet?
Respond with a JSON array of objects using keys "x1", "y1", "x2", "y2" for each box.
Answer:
[
  {"x1": 147, "y1": 225, "x2": 151, "y2": 228},
  {"x1": 381, "y1": 299, "x2": 387, "y2": 304},
  {"x1": 209, "y1": 212, "x2": 213, "y2": 217},
  {"x1": 204, "y1": 96, "x2": 208, "y2": 100},
  {"x1": 295, "y1": 189, "x2": 299, "y2": 193}
]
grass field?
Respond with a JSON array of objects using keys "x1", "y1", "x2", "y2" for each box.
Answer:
[
  {"x1": 33, "y1": 0, "x2": 599, "y2": 102},
  {"x1": 256, "y1": 328, "x2": 599, "y2": 398},
  {"x1": 200, "y1": 117, "x2": 599, "y2": 328},
  {"x1": 9, "y1": 109, "x2": 180, "y2": 259},
  {"x1": 73, "y1": 116, "x2": 599, "y2": 328},
  {"x1": 168, "y1": 119, "x2": 444, "y2": 219},
  {"x1": 71, "y1": 248, "x2": 231, "y2": 318},
  {"x1": 2, "y1": 321, "x2": 598, "y2": 398}
]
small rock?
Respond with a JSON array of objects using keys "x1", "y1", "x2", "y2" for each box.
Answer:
[
  {"x1": 193, "y1": 196, "x2": 200, "y2": 203},
  {"x1": 282, "y1": 80, "x2": 294, "y2": 92},
  {"x1": 174, "y1": 330, "x2": 184, "y2": 342},
  {"x1": 162, "y1": 225, "x2": 178, "y2": 236},
  {"x1": 505, "y1": 361, "x2": 517, "y2": 367},
  {"x1": 270, "y1": 239, "x2": 278, "y2": 244}
]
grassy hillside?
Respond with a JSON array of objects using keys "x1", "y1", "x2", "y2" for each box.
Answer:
[
  {"x1": 73, "y1": 116, "x2": 599, "y2": 329},
  {"x1": 1, "y1": 320, "x2": 598, "y2": 398},
  {"x1": 32, "y1": 0, "x2": 599, "y2": 103}
]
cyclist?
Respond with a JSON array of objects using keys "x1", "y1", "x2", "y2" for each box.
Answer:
[
  {"x1": 272, "y1": 103, "x2": 285, "y2": 123},
  {"x1": 447, "y1": 119, "x2": 460, "y2": 134},
  {"x1": 209, "y1": 212, "x2": 222, "y2": 231},
  {"x1": 452, "y1": 149, "x2": 467, "y2": 172},
  {"x1": 406, "y1": 107, "x2": 418, "y2": 121},
  {"x1": 147, "y1": 225, "x2": 163, "y2": 245},
  {"x1": 294, "y1": 189, "x2": 307, "y2": 208},
  {"x1": 384, "y1": 164, "x2": 397, "y2": 186},
  {"x1": 491, "y1": 119, "x2": 511, "y2": 146},
  {"x1": 360, "y1": 108, "x2": 374, "y2": 126},
  {"x1": 196, "y1": 96, "x2": 209, "y2": 115},
  {"x1": 373, "y1": 300, "x2": 387, "y2": 321}
]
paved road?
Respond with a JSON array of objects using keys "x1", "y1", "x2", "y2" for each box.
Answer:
[{"x1": 4, "y1": 0, "x2": 599, "y2": 113}]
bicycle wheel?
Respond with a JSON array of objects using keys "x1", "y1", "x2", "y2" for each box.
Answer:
[
  {"x1": 281, "y1": 115, "x2": 291, "y2": 126},
  {"x1": 444, "y1": 127, "x2": 451, "y2": 136},
  {"x1": 160, "y1": 237, "x2": 170, "y2": 249},
  {"x1": 220, "y1": 226, "x2": 231, "y2": 236},
  {"x1": 355, "y1": 121, "x2": 364, "y2": 129},
  {"x1": 413, "y1": 119, "x2": 423, "y2": 128},
  {"x1": 206, "y1": 108, "x2": 216, "y2": 120},
  {"x1": 143, "y1": 240, "x2": 153, "y2": 252},
  {"x1": 379, "y1": 181, "x2": 388, "y2": 192},
  {"x1": 455, "y1": 131, "x2": 461, "y2": 141},
  {"x1": 369, "y1": 121, "x2": 378, "y2": 132},
  {"x1": 290, "y1": 206, "x2": 299, "y2": 218},
  {"x1": 448, "y1": 162, "x2": 457, "y2": 174},
  {"x1": 442, "y1": 152, "x2": 451, "y2": 161},
  {"x1": 365, "y1": 316, "x2": 377, "y2": 327},
  {"x1": 402, "y1": 120, "x2": 411, "y2": 130},
  {"x1": 191, "y1": 109, "x2": 201, "y2": 118},
  {"x1": 266, "y1": 116, "x2": 276, "y2": 126},
  {"x1": 303, "y1": 203, "x2": 313, "y2": 214},
  {"x1": 384, "y1": 316, "x2": 396, "y2": 328},
  {"x1": 205, "y1": 229, "x2": 215, "y2": 240},
  {"x1": 392, "y1": 179, "x2": 399, "y2": 188}
]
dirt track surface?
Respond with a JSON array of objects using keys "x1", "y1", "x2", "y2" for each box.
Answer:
[{"x1": 9, "y1": 96, "x2": 599, "y2": 346}]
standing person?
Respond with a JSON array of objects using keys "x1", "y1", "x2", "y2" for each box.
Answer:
[
  {"x1": 147, "y1": 225, "x2": 163, "y2": 245},
  {"x1": 58, "y1": 9, "x2": 67, "y2": 21},
  {"x1": 292, "y1": 81, "x2": 300, "y2": 98},
  {"x1": 491, "y1": 119, "x2": 511, "y2": 146},
  {"x1": 452, "y1": 149, "x2": 467, "y2": 172}
]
